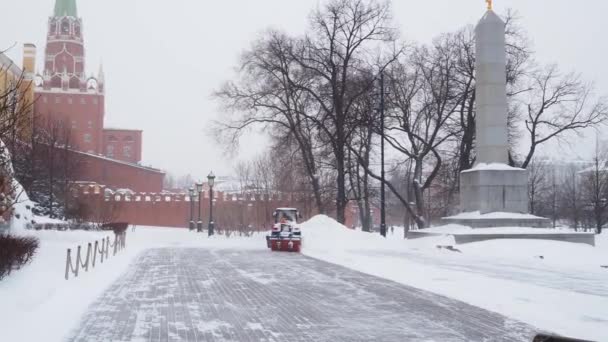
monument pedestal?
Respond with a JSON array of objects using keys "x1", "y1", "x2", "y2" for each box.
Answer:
[
  {"x1": 441, "y1": 165, "x2": 550, "y2": 228},
  {"x1": 460, "y1": 167, "x2": 528, "y2": 214}
]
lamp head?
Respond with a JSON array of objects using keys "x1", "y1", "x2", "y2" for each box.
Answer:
[{"x1": 207, "y1": 171, "x2": 216, "y2": 188}]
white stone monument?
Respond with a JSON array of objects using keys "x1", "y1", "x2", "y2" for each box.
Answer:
[{"x1": 444, "y1": 5, "x2": 549, "y2": 228}]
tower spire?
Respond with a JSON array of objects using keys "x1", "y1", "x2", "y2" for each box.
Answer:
[
  {"x1": 54, "y1": 0, "x2": 78, "y2": 17},
  {"x1": 98, "y1": 63, "x2": 105, "y2": 83}
]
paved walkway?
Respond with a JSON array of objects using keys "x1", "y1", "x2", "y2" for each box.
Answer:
[{"x1": 67, "y1": 249, "x2": 539, "y2": 342}]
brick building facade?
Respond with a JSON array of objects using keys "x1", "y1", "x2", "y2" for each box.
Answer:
[
  {"x1": 73, "y1": 151, "x2": 164, "y2": 193},
  {"x1": 102, "y1": 129, "x2": 143, "y2": 164}
]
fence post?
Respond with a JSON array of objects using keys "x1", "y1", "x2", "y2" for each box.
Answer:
[
  {"x1": 101, "y1": 238, "x2": 105, "y2": 263},
  {"x1": 65, "y1": 248, "x2": 71, "y2": 280},
  {"x1": 106, "y1": 236, "x2": 110, "y2": 259},
  {"x1": 75, "y1": 245, "x2": 81, "y2": 278},
  {"x1": 83, "y1": 243, "x2": 92, "y2": 272},
  {"x1": 113, "y1": 234, "x2": 118, "y2": 256},
  {"x1": 92, "y1": 241, "x2": 98, "y2": 268}
]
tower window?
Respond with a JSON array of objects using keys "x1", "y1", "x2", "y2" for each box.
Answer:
[
  {"x1": 61, "y1": 20, "x2": 70, "y2": 34},
  {"x1": 107, "y1": 145, "x2": 114, "y2": 157},
  {"x1": 84, "y1": 133, "x2": 92, "y2": 143},
  {"x1": 123, "y1": 146, "x2": 132, "y2": 158}
]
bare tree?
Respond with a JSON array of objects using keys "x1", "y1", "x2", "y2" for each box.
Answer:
[
  {"x1": 579, "y1": 139, "x2": 608, "y2": 234},
  {"x1": 0, "y1": 58, "x2": 36, "y2": 221},
  {"x1": 518, "y1": 66, "x2": 608, "y2": 168},
  {"x1": 527, "y1": 158, "x2": 550, "y2": 215},
  {"x1": 215, "y1": 31, "x2": 327, "y2": 214},
  {"x1": 558, "y1": 165, "x2": 583, "y2": 229}
]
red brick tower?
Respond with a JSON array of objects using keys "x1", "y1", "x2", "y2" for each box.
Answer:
[{"x1": 34, "y1": 0, "x2": 105, "y2": 155}]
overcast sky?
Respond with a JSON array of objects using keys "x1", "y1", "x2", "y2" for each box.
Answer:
[{"x1": 1, "y1": 0, "x2": 607, "y2": 178}]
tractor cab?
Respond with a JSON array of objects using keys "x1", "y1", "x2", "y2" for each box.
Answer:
[{"x1": 273, "y1": 208, "x2": 300, "y2": 224}]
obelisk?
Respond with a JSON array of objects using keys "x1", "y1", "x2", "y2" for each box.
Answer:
[
  {"x1": 474, "y1": 7, "x2": 509, "y2": 164},
  {"x1": 444, "y1": 4, "x2": 549, "y2": 227}
]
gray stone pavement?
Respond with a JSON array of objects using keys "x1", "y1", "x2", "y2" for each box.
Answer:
[{"x1": 67, "y1": 248, "x2": 540, "y2": 342}]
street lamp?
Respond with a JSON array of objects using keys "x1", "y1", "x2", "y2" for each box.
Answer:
[
  {"x1": 379, "y1": 71, "x2": 387, "y2": 238},
  {"x1": 208, "y1": 171, "x2": 216, "y2": 236},
  {"x1": 188, "y1": 187, "x2": 195, "y2": 230},
  {"x1": 195, "y1": 181, "x2": 203, "y2": 232}
]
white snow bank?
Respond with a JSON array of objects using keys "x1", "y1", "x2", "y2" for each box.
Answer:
[
  {"x1": 462, "y1": 162, "x2": 525, "y2": 172},
  {"x1": 445, "y1": 211, "x2": 545, "y2": 220},
  {"x1": 422, "y1": 224, "x2": 588, "y2": 235},
  {"x1": 459, "y1": 238, "x2": 608, "y2": 268},
  {"x1": 300, "y1": 215, "x2": 608, "y2": 341},
  {"x1": 0, "y1": 226, "x2": 266, "y2": 342}
]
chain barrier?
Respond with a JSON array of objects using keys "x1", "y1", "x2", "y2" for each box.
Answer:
[{"x1": 65, "y1": 232, "x2": 126, "y2": 280}]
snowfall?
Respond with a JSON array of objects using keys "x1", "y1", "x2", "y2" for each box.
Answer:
[{"x1": 1, "y1": 197, "x2": 607, "y2": 341}]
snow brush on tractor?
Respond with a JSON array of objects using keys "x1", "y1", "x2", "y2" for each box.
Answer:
[{"x1": 266, "y1": 208, "x2": 302, "y2": 252}]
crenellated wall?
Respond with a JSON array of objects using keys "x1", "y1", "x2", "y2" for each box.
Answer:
[{"x1": 71, "y1": 184, "x2": 318, "y2": 229}]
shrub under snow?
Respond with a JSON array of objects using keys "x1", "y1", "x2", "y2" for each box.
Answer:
[{"x1": 0, "y1": 234, "x2": 39, "y2": 280}]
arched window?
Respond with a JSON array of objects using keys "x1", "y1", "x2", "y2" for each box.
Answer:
[
  {"x1": 69, "y1": 77, "x2": 79, "y2": 89},
  {"x1": 50, "y1": 75, "x2": 62, "y2": 88},
  {"x1": 123, "y1": 135, "x2": 134, "y2": 142},
  {"x1": 50, "y1": 22, "x2": 57, "y2": 35},
  {"x1": 74, "y1": 24, "x2": 81, "y2": 37}
]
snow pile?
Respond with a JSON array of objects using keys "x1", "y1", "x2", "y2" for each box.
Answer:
[
  {"x1": 0, "y1": 226, "x2": 267, "y2": 342},
  {"x1": 300, "y1": 215, "x2": 608, "y2": 341},
  {"x1": 301, "y1": 215, "x2": 453, "y2": 253}
]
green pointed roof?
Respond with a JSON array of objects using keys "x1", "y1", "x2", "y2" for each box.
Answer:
[{"x1": 54, "y1": 0, "x2": 77, "y2": 17}]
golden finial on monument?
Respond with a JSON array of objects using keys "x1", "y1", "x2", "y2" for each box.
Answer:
[{"x1": 486, "y1": 0, "x2": 493, "y2": 10}]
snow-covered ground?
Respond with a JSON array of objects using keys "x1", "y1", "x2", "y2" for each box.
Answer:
[
  {"x1": 2, "y1": 216, "x2": 607, "y2": 341},
  {"x1": 301, "y1": 216, "x2": 608, "y2": 341},
  {"x1": 0, "y1": 227, "x2": 266, "y2": 342},
  {"x1": 419, "y1": 224, "x2": 591, "y2": 235}
]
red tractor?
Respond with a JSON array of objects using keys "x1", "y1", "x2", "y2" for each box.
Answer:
[{"x1": 266, "y1": 208, "x2": 302, "y2": 252}]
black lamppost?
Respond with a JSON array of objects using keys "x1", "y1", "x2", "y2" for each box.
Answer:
[
  {"x1": 208, "y1": 171, "x2": 216, "y2": 236},
  {"x1": 379, "y1": 71, "x2": 387, "y2": 238},
  {"x1": 196, "y1": 182, "x2": 203, "y2": 232},
  {"x1": 188, "y1": 187, "x2": 195, "y2": 230}
]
